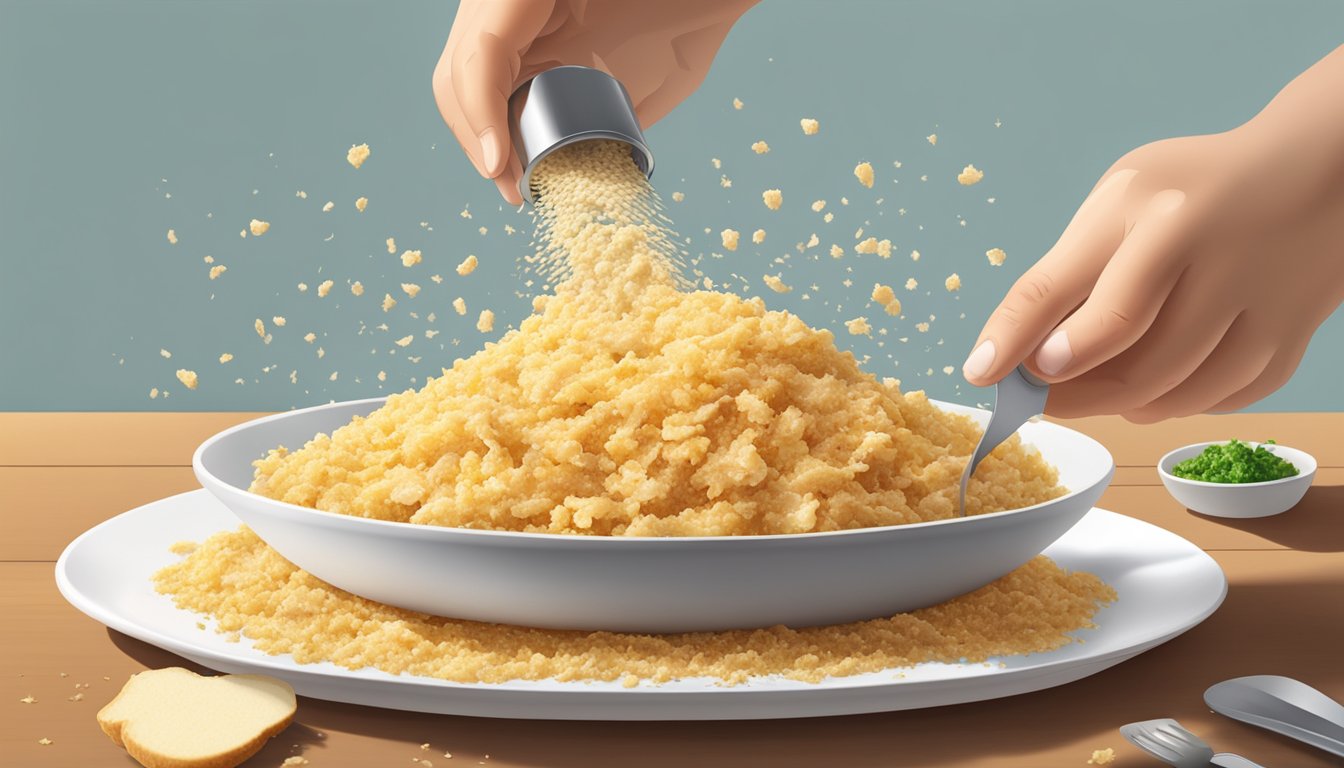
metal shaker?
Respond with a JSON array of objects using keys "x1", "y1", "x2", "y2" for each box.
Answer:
[{"x1": 508, "y1": 65, "x2": 654, "y2": 202}]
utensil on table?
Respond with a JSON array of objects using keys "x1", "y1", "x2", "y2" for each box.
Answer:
[
  {"x1": 1206, "y1": 675, "x2": 1344, "y2": 758},
  {"x1": 507, "y1": 65, "x2": 654, "y2": 202},
  {"x1": 1120, "y1": 718, "x2": 1265, "y2": 768},
  {"x1": 959, "y1": 364, "x2": 1050, "y2": 516}
]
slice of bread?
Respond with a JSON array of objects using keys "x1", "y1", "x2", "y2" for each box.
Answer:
[{"x1": 97, "y1": 667, "x2": 296, "y2": 768}]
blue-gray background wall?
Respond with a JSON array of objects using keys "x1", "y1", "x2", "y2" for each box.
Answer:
[{"x1": 2, "y1": 0, "x2": 1341, "y2": 411}]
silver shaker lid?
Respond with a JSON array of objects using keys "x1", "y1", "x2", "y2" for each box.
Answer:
[{"x1": 508, "y1": 66, "x2": 654, "y2": 202}]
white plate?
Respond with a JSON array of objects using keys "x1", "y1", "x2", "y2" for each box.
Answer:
[{"x1": 56, "y1": 490, "x2": 1226, "y2": 721}]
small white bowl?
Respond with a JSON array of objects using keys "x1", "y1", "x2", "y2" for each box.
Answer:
[{"x1": 1157, "y1": 441, "x2": 1316, "y2": 518}]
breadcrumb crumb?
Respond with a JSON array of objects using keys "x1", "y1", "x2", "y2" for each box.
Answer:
[
  {"x1": 1087, "y1": 748, "x2": 1116, "y2": 765},
  {"x1": 945, "y1": 273, "x2": 962, "y2": 292},
  {"x1": 762, "y1": 189, "x2": 782, "y2": 210},
  {"x1": 209, "y1": 265, "x2": 227, "y2": 280},
  {"x1": 751, "y1": 141, "x2": 770, "y2": 155},
  {"x1": 720, "y1": 229, "x2": 740, "y2": 251},
  {"x1": 456, "y1": 254, "x2": 478, "y2": 275},
  {"x1": 355, "y1": 197, "x2": 368, "y2": 212},
  {"x1": 800, "y1": 118, "x2": 819, "y2": 135},
  {"x1": 401, "y1": 250, "x2": 423, "y2": 267},
  {"x1": 249, "y1": 219, "x2": 270, "y2": 236},
  {"x1": 386, "y1": 237, "x2": 397, "y2": 254},
  {"x1": 906, "y1": 278, "x2": 918, "y2": 290},
  {"x1": 854, "y1": 162, "x2": 874, "y2": 189},
  {"x1": 175, "y1": 369, "x2": 198, "y2": 390},
  {"x1": 347, "y1": 143, "x2": 370, "y2": 169},
  {"x1": 317, "y1": 280, "x2": 334, "y2": 298},
  {"x1": 382, "y1": 294, "x2": 397, "y2": 312},
  {"x1": 395, "y1": 335, "x2": 413, "y2": 348},
  {"x1": 322, "y1": 201, "x2": 334, "y2": 212},
  {"x1": 671, "y1": 191, "x2": 685, "y2": 203},
  {"x1": 402, "y1": 283, "x2": 421, "y2": 298},
  {"x1": 986, "y1": 247, "x2": 1007, "y2": 266},
  {"x1": 871, "y1": 284, "x2": 901, "y2": 316},
  {"x1": 452, "y1": 297, "x2": 467, "y2": 316},
  {"x1": 218, "y1": 353, "x2": 233, "y2": 363},
  {"x1": 845, "y1": 317, "x2": 872, "y2": 336},
  {"x1": 926, "y1": 133, "x2": 938, "y2": 146},
  {"x1": 811, "y1": 200, "x2": 826, "y2": 212},
  {"x1": 732, "y1": 98, "x2": 743, "y2": 110},
  {"x1": 762, "y1": 274, "x2": 792, "y2": 294},
  {"x1": 351, "y1": 281, "x2": 364, "y2": 296},
  {"x1": 957, "y1": 165, "x2": 984, "y2": 186},
  {"x1": 752, "y1": 229, "x2": 766, "y2": 244},
  {"x1": 476, "y1": 309, "x2": 495, "y2": 333},
  {"x1": 166, "y1": 229, "x2": 178, "y2": 245}
]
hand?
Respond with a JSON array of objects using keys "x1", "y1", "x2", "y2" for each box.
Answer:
[
  {"x1": 432, "y1": 0, "x2": 756, "y2": 205},
  {"x1": 963, "y1": 49, "x2": 1344, "y2": 422}
]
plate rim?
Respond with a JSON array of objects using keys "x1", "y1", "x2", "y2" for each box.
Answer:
[{"x1": 55, "y1": 489, "x2": 1228, "y2": 710}]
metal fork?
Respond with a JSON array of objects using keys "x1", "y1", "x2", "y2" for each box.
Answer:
[{"x1": 1121, "y1": 718, "x2": 1265, "y2": 768}]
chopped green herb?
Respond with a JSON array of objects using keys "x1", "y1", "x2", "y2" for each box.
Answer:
[{"x1": 1172, "y1": 439, "x2": 1298, "y2": 484}]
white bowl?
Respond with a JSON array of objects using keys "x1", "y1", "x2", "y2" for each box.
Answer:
[
  {"x1": 1157, "y1": 441, "x2": 1316, "y2": 519},
  {"x1": 194, "y1": 398, "x2": 1114, "y2": 633}
]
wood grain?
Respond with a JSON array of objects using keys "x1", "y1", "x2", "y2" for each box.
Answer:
[
  {"x1": 3, "y1": 552, "x2": 1340, "y2": 768},
  {"x1": 2, "y1": 412, "x2": 1342, "y2": 768}
]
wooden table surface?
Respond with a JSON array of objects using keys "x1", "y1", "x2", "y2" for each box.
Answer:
[{"x1": 2, "y1": 412, "x2": 1341, "y2": 768}]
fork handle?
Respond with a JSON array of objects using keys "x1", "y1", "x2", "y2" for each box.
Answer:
[{"x1": 1212, "y1": 753, "x2": 1265, "y2": 768}]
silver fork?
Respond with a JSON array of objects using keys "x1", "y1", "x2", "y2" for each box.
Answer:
[{"x1": 1121, "y1": 718, "x2": 1265, "y2": 768}]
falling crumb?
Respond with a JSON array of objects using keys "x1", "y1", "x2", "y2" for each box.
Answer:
[
  {"x1": 811, "y1": 200, "x2": 826, "y2": 213},
  {"x1": 303, "y1": 332, "x2": 316, "y2": 343},
  {"x1": 382, "y1": 294, "x2": 397, "y2": 312},
  {"x1": 905, "y1": 278, "x2": 918, "y2": 290},
  {"x1": 351, "y1": 281, "x2": 365, "y2": 296},
  {"x1": 800, "y1": 118, "x2": 819, "y2": 135},
  {"x1": 402, "y1": 283, "x2": 421, "y2": 298},
  {"x1": 910, "y1": 250, "x2": 921, "y2": 262},
  {"x1": 297, "y1": 283, "x2": 308, "y2": 292},
  {"x1": 871, "y1": 284, "x2": 901, "y2": 316},
  {"x1": 174, "y1": 369, "x2": 198, "y2": 390},
  {"x1": 751, "y1": 229, "x2": 766, "y2": 244},
  {"x1": 945, "y1": 273, "x2": 962, "y2": 292},
  {"x1": 829, "y1": 244, "x2": 844, "y2": 259},
  {"x1": 248, "y1": 219, "x2": 270, "y2": 237},
  {"x1": 957, "y1": 164, "x2": 984, "y2": 186},
  {"x1": 355, "y1": 197, "x2": 368, "y2": 212},
  {"x1": 395, "y1": 335, "x2": 414, "y2": 348},
  {"x1": 317, "y1": 280, "x2": 335, "y2": 298},
  {"x1": 456, "y1": 254, "x2": 478, "y2": 275},
  {"x1": 322, "y1": 201, "x2": 334, "y2": 212},
  {"x1": 845, "y1": 317, "x2": 872, "y2": 336},
  {"x1": 719, "y1": 175, "x2": 732, "y2": 189},
  {"x1": 272, "y1": 316, "x2": 287, "y2": 327},
  {"x1": 254, "y1": 318, "x2": 266, "y2": 339},
  {"x1": 732, "y1": 97, "x2": 743, "y2": 110},
  {"x1": 431, "y1": 274, "x2": 443, "y2": 284},
  {"x1": 854, "y1": 162, "x2": 874, "y2": 189},
  {"x1": 203, "y1": 255, "x2": 214, "y2": 264},
  {"x1": 160, "y1": 348, "x2": 172, "y2": 359},
  {"x1": 149, "y1": 388, "x2": 158, "y2": 399},
  {"x1": 377, "y1": 371, "x2": 387, "y2": 382},
  {"x1": 916, "y1": 322, "x2": 930, "y2": 333},
  {"x1": 402, "y1": 250, "x2": 423, "y2": 267},
  {"x1": 762, "y1": 189, "x2": 782, "y2": 210},
  {"x1": 762, "y1": 274, "x2": 792, "y2": 294},
  {"x1": 296, "y1": 190, "x2": 308, "y2": 199},
  {"x1": 476, "y1": 309, "x2": 495, "y2": 333},
  {"x1": 986, "y1": 247, "x2": 1007, "y2": 266},
  {"x1": 347, "y1": 143, "x2": 371, "y2": 169},
  {"x1": 387, "y1": 237, "x2": 397, "y2": 254},
  {"x1": 209, "y1": 265, "x2": 227, "y2": 280},
  {"x1": 166, "y1": 229, "x2": 178, "y2": 244},
  {"x1": 671, "y1": 191, "x2": 685, "y2": 203},
  {"x1": 926, "y1": 133, "x2": 938, "y2": 146},
  {"x1": 751, "y1": 141, "x2": 770, "y2": 155},
  {"x1": 219, "y1": 353, "x2": 233, "y2": 363},
  {"x1": 711, "y1": 158, "x2": 722, "y2": 169},
  {"x1": 720, "y1": 229, "x2": 740, "y2": 251},
  {"x1": 452, "y1": 297, "x2": 467, "y2": 316},
  {"x1": 855, "y1": 237, "x2": 879, "y2": 255},
  {"x1": 942, "y1": 366, "x2": 955, "y2": 375},
  {"x1": 1087, "y1": 748, "x2": 1116, "y2": 765}
]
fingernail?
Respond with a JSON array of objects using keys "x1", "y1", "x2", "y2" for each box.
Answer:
[
  {"x1": 477, "y1": 127, "x2": 502, "y2": 177},
  {"x1": 1037, "y1": 331, "x2": 1072, "y2": 376},
  {"x1": 962, "y1": 340, "x2": 996, "y2": 380}
]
